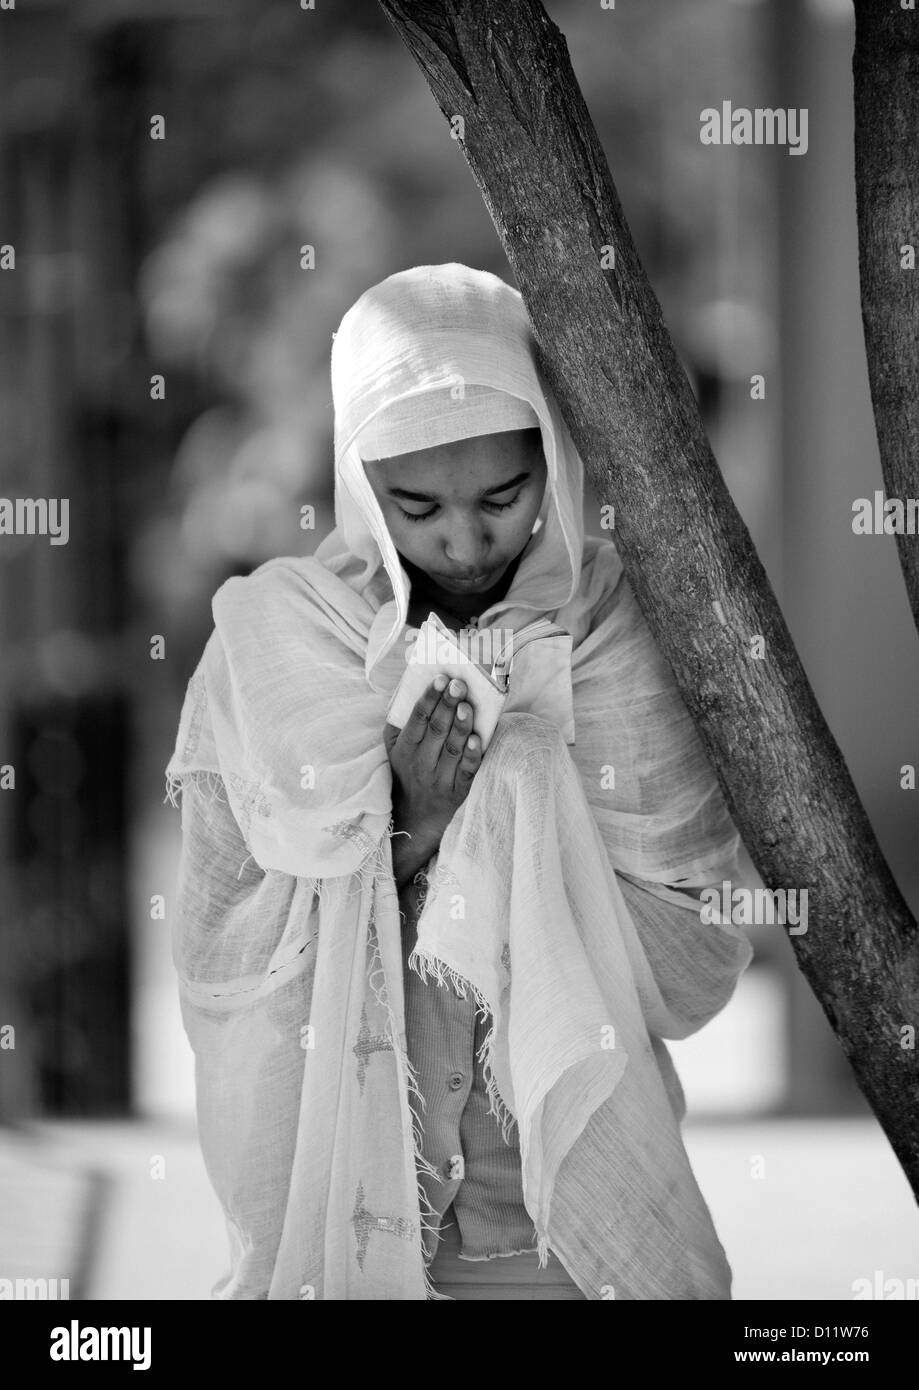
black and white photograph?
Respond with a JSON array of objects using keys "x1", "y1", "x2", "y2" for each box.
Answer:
[{"x1": 1, "y1": 0, "x2": 917, "y2": 1351}]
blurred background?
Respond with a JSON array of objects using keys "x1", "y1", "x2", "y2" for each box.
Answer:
[{"x1": 1, "y1": 0, "x2": 917, "y2": 1300}]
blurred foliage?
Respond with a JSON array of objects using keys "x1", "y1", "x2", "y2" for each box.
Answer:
[{"x1": 125, "y1": 0, "x2": 770, "y2": 641}]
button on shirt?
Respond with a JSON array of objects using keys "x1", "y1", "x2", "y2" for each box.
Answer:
[{"x1": 400, "y1": 883, "x2": 539, "y2": 1265}]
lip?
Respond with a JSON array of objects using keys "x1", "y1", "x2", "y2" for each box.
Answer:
[{"x1": 438, "y1": 568, "x2": 497, "y2": 586}]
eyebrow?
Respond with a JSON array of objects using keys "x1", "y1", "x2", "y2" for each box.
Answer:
[{"x1": 386, "y1": 470, "x2": 532, "y2": 503}]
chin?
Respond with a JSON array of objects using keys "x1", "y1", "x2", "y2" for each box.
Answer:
[{"x1": 402, "y1": 543, "x2": 526, "y2": 600}]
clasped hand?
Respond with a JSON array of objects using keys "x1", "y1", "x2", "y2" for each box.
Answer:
[{"x1": 383, "y1": 674, "x2": 483, "y2": 849}]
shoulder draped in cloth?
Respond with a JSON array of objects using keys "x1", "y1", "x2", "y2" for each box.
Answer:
[{"x1": 165, "y1": 263, "x2": 753, "y2": 1300}]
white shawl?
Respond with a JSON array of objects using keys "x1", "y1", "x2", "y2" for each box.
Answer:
[{"x1": 165, "y1": 263, "x2": 752, "y2": 1300}]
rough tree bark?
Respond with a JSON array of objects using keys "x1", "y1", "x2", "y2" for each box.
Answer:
[
  {"x1": 853, "y1": 2, "x2": 919, "y2": 636},
  {"x1": 378, "y1": 0, "x2": 919, "y2": 1196}
]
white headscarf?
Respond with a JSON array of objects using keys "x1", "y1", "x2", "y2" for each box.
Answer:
[
  {"x1": 165, "y1": 264, "x2": 752, "y2": 1301},
  {"x1": 318, "y1": 262, "x2": 585, "y2": 692}
]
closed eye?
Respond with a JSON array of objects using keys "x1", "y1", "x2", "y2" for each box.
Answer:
[{"x1": 398, "y1": 494, "x2": 523, "y2": 524}]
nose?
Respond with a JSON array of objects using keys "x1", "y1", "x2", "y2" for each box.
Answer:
[{"x1": 444, "y1": 516, "x2": 491, "y2": 573}]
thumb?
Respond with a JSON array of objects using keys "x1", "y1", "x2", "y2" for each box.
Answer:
[{"x1": 382, "y1": 721, "x2": 400, "y2": 755}]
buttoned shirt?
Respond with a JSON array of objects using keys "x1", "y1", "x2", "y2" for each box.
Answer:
[
  {"x1": 399, "y1": 880, "x2": 540, "y2": 1263},
  {"x1": 398, "y1": 864, "x2": 720, "y2": 1268}
]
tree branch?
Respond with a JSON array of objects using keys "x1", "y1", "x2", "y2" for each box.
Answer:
[{"x1": 853, "y1": 1, "x2": 919, "y2": 635}]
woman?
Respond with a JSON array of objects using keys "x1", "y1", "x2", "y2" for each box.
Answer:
[{"x1": 165, "y1": 262, "x2": 752, "y2": 1300}]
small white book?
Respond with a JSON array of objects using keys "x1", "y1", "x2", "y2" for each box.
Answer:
[{"x1": 386, "y1": 610, "x2": 570, "y2": 752}]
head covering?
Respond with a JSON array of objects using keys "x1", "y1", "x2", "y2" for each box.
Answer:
[
  {"x1": 355, "y1": 381, "x2": 540, "y2": 460},
  {"x1": 317, "y1": 263, "x2": 584, "y2": 690},
  {"x1": 164, "y1": 264, "x2": 751, "y2": 1302}
]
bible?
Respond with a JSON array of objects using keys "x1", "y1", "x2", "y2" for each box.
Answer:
[{"x1": 386, "y1": 609, "x2": 570, "y2": 752}]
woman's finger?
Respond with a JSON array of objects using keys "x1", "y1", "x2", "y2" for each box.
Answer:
[
  {"x1": 402, "y1": 674, "x2": 450, "y2": 746},
  {"x1": 452, "y1": 730, "x2": 481, "y2": 793},
  {"x1": 435, "y1": 701, "x2": 473, "y2": 778},
  {"x1": 416, "y1": 675, "x2": 465, "y2": 765}
]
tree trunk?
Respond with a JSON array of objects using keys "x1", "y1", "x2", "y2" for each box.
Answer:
[
  {"x1": 852, "y1": 2, "x2": 919, "y2": 636},
  {"x1": 378, "y1": 0, "x2": 919, "y2": 1196}
]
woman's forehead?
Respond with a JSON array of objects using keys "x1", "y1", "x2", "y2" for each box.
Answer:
[{"x1": 363, "y1": 429, "x2": 545, "y2": 490}]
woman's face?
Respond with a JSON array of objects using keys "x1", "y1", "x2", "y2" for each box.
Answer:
[{"x1": 362, "y1": 426, "x2": 548, "y2": 605}]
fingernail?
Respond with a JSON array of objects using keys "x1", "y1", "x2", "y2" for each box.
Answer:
[
  {"x1": 433, "y1": 674, "x2": 448, "y2": 691},
  {"x1": 468, "y1": 736, "x2": 479, "y2": 750},
  {"x1": 457, "y1": 703, "x2": 470, "y2": 720},
  {"x1": 449, "y1": 678, "x2": 464, "y2": 696}
]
